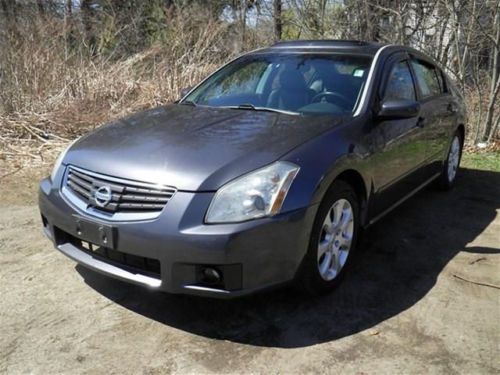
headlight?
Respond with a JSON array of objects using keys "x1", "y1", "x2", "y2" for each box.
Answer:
[
  {"x1": 50, "y1": 139, "x2": 78, "y2": 182},
  {"x1": 206, "y1": 161, "x2": 300, "y2": 223}
]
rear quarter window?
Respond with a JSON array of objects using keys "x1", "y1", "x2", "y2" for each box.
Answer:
[{"x1": 436, "y1": 69, "x2": 447, "y2": 93}]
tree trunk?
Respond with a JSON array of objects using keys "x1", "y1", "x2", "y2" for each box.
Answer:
[
  {"x1": 273, "y1": 0, "x2": 282, "y2": 41},
  {"x1": 81, "y1": 0, "x2": 96, "y2": 55},
  {"x1": 490, "y1": 113, "x2": 500, "y2": 141},
  {"x1": 37, "y1": 0, "x2": 45, "y2": 17},
  {"x1": 240, "y1": 1, "x2": 247, "y2": 49},
  {"x1": 482, "y1": 8, "x2": 500, "y2": 142},
  {"x1": 482, "y1": 78, "x2": 500, "y2": 142}
]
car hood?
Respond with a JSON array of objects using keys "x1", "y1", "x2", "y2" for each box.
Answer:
[{"x1": 65, "y1": 104, "x2": 344, "y2": 191}]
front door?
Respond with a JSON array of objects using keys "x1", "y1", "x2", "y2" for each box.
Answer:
[{"x1": 369, "y1": 56, "x2": 427, "y2": 217}]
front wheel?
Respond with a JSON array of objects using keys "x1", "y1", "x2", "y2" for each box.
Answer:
[
  {"x1": 296, "y1": 180, "x2": 360, "y2": 295},
  {"x1": 437, "y1": 132, "x2": 463, "y2": 190}
]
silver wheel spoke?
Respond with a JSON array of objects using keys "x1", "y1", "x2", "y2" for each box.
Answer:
[
  {"x1": 332, "y1": 247, "x2": 341, "y2": 273},
  {"x1": 318, "y1": 240, "x2": 330, "y2": 260},
  {"x1": 332, "y1": 201, "x2": 343, "y2": 229},
  {"x1": 339, "y1": 249, "x2": 349, "y2": 267},
  {"x1": 323, "y1": 211, "x2": 334, "y2": 234},
  {"x1": 319, "y1": 252, "x2": 332, "y2": 275},
  {"x1": 340, "y1": 208, "x2": 352, "y2": 231},
  {"x1": 341, "y1": 233, "x2": 352, "y2": 248}
]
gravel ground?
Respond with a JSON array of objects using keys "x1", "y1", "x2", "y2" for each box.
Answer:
[{"x1": 1, "y1": 166, "x2": 499, "y2": 374}]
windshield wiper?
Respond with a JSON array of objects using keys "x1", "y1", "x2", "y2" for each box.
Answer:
[
  {"x1": 226, "y1": 104, "x2": 300, "y2": 116},
  {"x1": 179, "y1": 100, "x2": 197, "y2": 107},
  {"x1": 236, "y1": 103, "x2": 256, "y2": 110}
]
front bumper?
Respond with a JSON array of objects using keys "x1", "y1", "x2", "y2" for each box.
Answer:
[{"x1": 39, "y1": 178, "x2": 317, "y2": 298}]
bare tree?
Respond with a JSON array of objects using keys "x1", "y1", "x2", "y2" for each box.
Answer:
[{"x1": 273, "y1": 0, "x2": 282, "y2": 41}]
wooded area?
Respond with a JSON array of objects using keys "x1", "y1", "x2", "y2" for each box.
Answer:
[{"x1": 0, "y1": 0, "x2": 499, "y2": 156}]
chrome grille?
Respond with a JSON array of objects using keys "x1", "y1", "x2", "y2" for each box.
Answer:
[{"x1": 62, "y1": 165, "x2": 176, "y2": 220}]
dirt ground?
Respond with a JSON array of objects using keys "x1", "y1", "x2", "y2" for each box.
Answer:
[{"x1": 1, "y1": 164, "x2": 499, "y2": 374}]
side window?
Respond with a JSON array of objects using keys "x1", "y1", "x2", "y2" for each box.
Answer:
[
  {"x1": 411, "y1": 59, "x2": 442, "y2": 98},
  {"x1": 384, "y1": 61, "x2": 416, "y2": 101}
]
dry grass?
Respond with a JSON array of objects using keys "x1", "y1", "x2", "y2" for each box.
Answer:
[{"x1": 0, "y1": 8, "x2": 242, "y2": 173}]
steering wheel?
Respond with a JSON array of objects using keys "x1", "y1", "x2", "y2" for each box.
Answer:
[{"x1": 311, "y1": 91, "x2": 352, "y2": 110}]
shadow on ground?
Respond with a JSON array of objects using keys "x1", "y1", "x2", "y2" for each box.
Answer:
[{"x1": 77, "y1": 168, "x2": 500, "y2": 348}]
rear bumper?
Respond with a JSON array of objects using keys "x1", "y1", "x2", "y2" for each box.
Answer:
[{"x1": 39, "y1": 177, "x2": 317, "y2": 298}]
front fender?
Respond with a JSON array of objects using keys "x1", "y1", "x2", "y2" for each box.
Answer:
[{"x1": 280, "y1": 118, "x2": 372, "y2": 214}]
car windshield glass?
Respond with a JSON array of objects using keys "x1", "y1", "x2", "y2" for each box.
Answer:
[{"x1": 183, "y1": 53, "x2": 372, "y2": 116}]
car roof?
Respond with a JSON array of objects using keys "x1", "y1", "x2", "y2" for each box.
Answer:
[{"x1": 256, "y1": 39, "x2": 389, "y2": 56}]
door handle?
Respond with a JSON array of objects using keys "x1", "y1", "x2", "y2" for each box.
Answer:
[{"x1": 416, "y1": 117, "x2": 426, "y2": 128}]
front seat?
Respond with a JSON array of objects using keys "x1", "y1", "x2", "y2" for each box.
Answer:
[{"x1": 267, "y1": 68, "x2": 312, "y2": 111}]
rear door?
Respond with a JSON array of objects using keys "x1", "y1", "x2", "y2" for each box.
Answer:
[
  {"x1": 409, "y1": 57, "x2": 454, "y2": 177},
  {"x1": 369, "y1": 54, "x2": 428, "y2": 216}
]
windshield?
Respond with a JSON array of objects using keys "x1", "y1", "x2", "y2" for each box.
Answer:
[{"x1": 183, "y1": 53, "x2": 372, "y2": 115}]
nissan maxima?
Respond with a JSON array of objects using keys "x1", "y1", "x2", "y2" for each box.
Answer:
[{"x1": 39, "y1": 40, "x2": 465, "y2": 298}]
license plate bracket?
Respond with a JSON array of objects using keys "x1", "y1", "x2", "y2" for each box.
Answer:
[{"x1": 72, "y1": 215, "x2": 115, "y2": 249}]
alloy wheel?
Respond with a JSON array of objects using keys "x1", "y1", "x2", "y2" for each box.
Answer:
[
  {"x1": 317, "y1": 198, "x2": 354, "y2": 281},
  {"x1": 447, "y1": 136, "x2": 460, "y2": 182}
]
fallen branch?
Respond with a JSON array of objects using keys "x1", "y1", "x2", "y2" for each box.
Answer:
[
  {"x1": 453, "y1": 274, "x2": 500, "y2": 290},
  {"x1": 19, "y1": 123, "x2": 49, "y2": 143}
]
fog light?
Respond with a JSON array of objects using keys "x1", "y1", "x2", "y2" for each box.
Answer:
[{"x1": 201, "y1": 267, "x2": 222, "y2": 284}]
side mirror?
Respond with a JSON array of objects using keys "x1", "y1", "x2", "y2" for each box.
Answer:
[
  {"x1": 377, "y1": 99, "x2": 420, "y2": 119},
  {"x1": 180, "y1": 86, "x2": 193, "y2": 98}
]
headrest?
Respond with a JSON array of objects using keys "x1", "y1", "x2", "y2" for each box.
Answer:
[{"x1": 279, "y1": 68, "x2": 307, "y2": 91}]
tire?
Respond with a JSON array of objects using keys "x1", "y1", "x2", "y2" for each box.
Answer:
[
  {"x1": 296, "y1": 180, "x2": 360, "y2": 295},
  {"x1": 436, "y1": 131, "x2": 463, "y2": 190}
]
